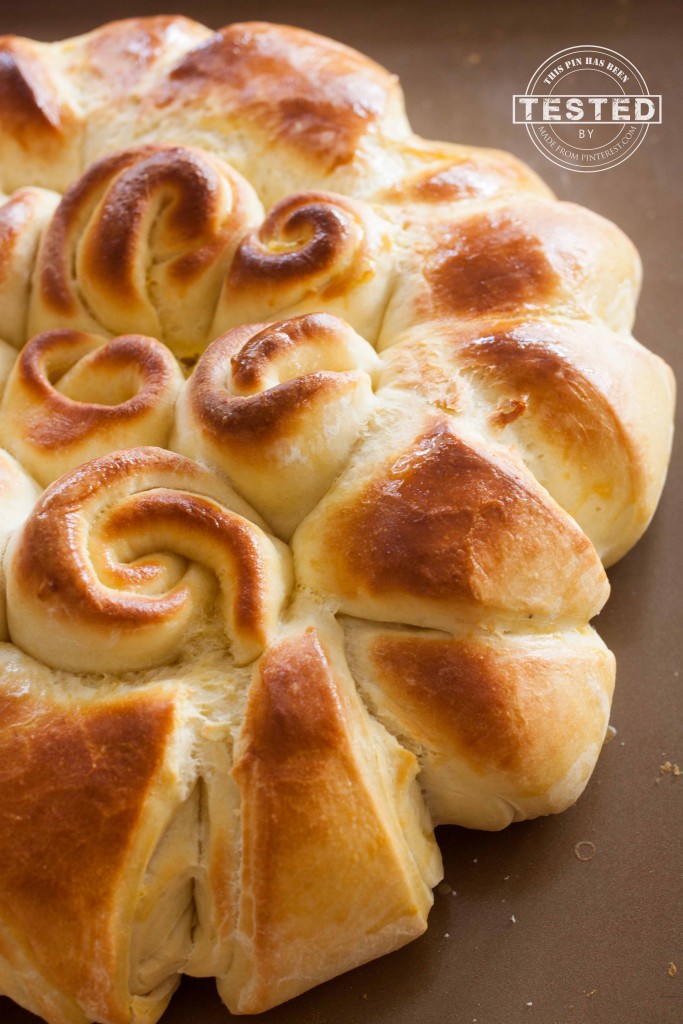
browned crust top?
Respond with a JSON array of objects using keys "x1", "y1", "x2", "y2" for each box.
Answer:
[
  {"x1": 0, "y1": 40, "x2": 71, "y2": 141},
  {"x1": 368, "y1": 632, "x2": 594, "y2": 780},
  {"x1": 380, "y1": 154, "x2": 543, "y2": 205},
  {"x1": 460, "y1": 324, "x2": 630, "y2": 456},
  {"x1": 37, "y1": 147, "x2": 157, "y2": 314},
  {"x1": 316, "y1": 418, "x2": 605, "y2": 617},
  {"x1": 38, "y1": 144, "x2": 252, "y2": 315},
  {"x1": 187, "y1": 314, "x2": 362, "y2": 445},
  {"x1": 424, "y1": 212, "x2": 560, "y2": 319},
  {"x1": 81, "y1": 15, "x2": 208, "y2": 95},
  {"x1": 229, "y1": 314, "x2": 344, "y2": 389},
  {"x1": 13, "y1": 329, "x2": 180, "y2": 451},
  {"x1": 11, "y1": 447, "x2": 268, "y2": 639},
  {"x1": 226, "y1": 192, "x2": 369, "y2": 299},
  {"x1": 153, "y1": 22, "x2": 398, "y2": 169},
  {"x1": 0, "y1": 684, "x2": 175, "y2": 1005},
  {"x1": 238, "y1": 630, "x2": 347, "y2": 765}
]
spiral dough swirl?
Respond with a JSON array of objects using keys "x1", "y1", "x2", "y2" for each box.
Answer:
[
  {"x1": 28, "y1": 144, "x2": 263, "y2": 356},
  {"x1": 0, "y1": 329, "x2": 185, "y2": 485},
  {"x1": 214, "y1": 191, "x2": 394, "y2": 341},
  {"x1": 173, "y1": 313, "x2": 381, "y2": 539},
  {"x1": 5, "y1": 447, "x2": 292, "y2": 672}
]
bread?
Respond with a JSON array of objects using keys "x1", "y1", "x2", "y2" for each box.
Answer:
[{"x1": 0, "y1": 15, "x2": 675, "y2": 1024}]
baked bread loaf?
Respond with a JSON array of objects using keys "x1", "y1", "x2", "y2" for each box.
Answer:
[{"x1": 0, "y1": 15, "x2": 675, "y2": 1024}]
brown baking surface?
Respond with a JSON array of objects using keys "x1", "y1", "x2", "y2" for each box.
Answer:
[{"x1": 1, "y1": 1, "x2": 680, "y2": 1022}]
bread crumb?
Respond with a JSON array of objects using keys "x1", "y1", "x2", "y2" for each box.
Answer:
[
  {"x1": 584, "y1": 989, "x2": 597, "y2": 996},
  {"x1": 660, "y1": 761, "x2": 681, "y2": 775},
  {"x1": 511, "y1": 914, "x2": 516, "y2": 924},
  {"x1": 574, "y1": 840, "x2": 596, "y2": 861},
  {"x1": 668, "y1": 962, "x2": 677, "y2": 978}
]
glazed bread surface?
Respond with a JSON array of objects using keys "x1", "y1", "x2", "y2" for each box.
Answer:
[{"x1": 0, "y1": 14, "x2": 675, "y2": 1024}]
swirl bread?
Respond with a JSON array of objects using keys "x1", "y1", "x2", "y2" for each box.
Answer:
[{"x1": 0, "y1": 14, "x2": 675, "y2": 1024}]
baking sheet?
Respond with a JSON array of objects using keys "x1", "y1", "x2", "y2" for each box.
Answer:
[{"x1": 1, "y1": 1, "x2": 680, "y2": 1022}]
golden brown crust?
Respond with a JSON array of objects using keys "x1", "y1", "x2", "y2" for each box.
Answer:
[
  {"x1": 37, "y1": 148, "x2": 144, "y2": 316},
  {"x1": 373, "y1": 142, "x2": 553, "y2": 208},
  {"x1": 379, "y1": 316, "x2": 675, "y2": 564},
  {"x1": 0, "y1": 329, "x2": 184, "y2": 484},
  {"x1": 6, "y1": 447, "x2": 292, "y2": 671},
  {"x1": 173, "y1": 313, "x2": 380, "y2": 538},
  {"x1": 428, "y1": 214, "x2": 558, "y2": 317},
  {"x1": 78, "y1": 16, "x2": 210, "y2": 99},
  {"x1": 344, "y1": 619, "x2": 615, "y2": 829},
  {"x1": 370, "y1": 632, "x2": 606, "y2": 783},
  {"x1": 0, "y1": 38, "x2": 82, "y2": 192},
  {"x1": 213, "y1": 190, "x2": 394, "y2": 341},
  {"x1": 294, "y1": 403, "x2": 609, "y2": 628},
  {"x1": 222, "y1": 624, "x2": 438, "y2": 1013},
  {"x1": 189, "y1": 318, "x2": 363, "y2": 442},
  {"x1": 379, "y1": 197, "x2": 641, "y2": 343},
  {"x1": 231, "y1": 317, "x2": 339, "y2": 390},
  {"x1": 0, "y1": 15, "x2": 675, "y2": 1024},
  {"x1": 80, "y1": 152, "x2": 237, "y2": 298},
  {"x1": 0, "y1": 39, "x2": 72, "y2": 143},
  {"x1": 338, "y1": 424, "x2": 599, "y2": 610},
  {"x1": 30, "y1": 144, "x2": 263, "y2": 355},
  {"x1": 0, "y1": 17, "x2": 213, "y2": 192},
  {"x1": 0, "y1": 681, "x2": 177, "y2": 1024},
  {"x1": 151, "y1": 22, "x2": 402, "y2": 172},
  {"x1": 227, "y1": 193, "x2": 365, "y2": 291}
]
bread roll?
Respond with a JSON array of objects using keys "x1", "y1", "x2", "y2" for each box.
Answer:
[
  {"x1": 293, "y1": 394, "x2": 609, "y2": 630},
  {"x1": 379, "y1": 196, "x2": 642, "y2": 342},
  {"x1": 0, "y1": 17, "x2": 211, "y2": 192},
  {"x1": 27, "y1": 144, "x2": 263, "y2": 356},
  {"x1": 0, "y1": 15, "x2": 674, "y2": 1023},
  {"x1": 0, "y1": 330, "x2": 184, "y2": 484},
  {"x1": 172, "y1": 312, "x2": 381, "y2": 538},
  {"x1": 5, "y1": 447, "x2": 292, "y2": 672},
  {"x1": 220, "y1": 612, "x2": 441, "y2": 1013},
  {"x1": 379, "y1": 317, "x2": 675, "y2": 565},
  {"x1": 212, "y1": 191, "x2": 395, "y2": 341},
  {"x1": 0, "y1": 651, "x2": 201, "y2": 1024},
  {"x1": 84, "y1": 21, "x2": 412, "y2": 204},
  {"x1": 344, "y1": 618, "x2": 614, "y2": 829}
]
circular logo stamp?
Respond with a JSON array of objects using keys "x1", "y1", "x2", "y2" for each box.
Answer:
[{"x1": 513, "y1": 45, "x2": 661, "y2": 172}]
